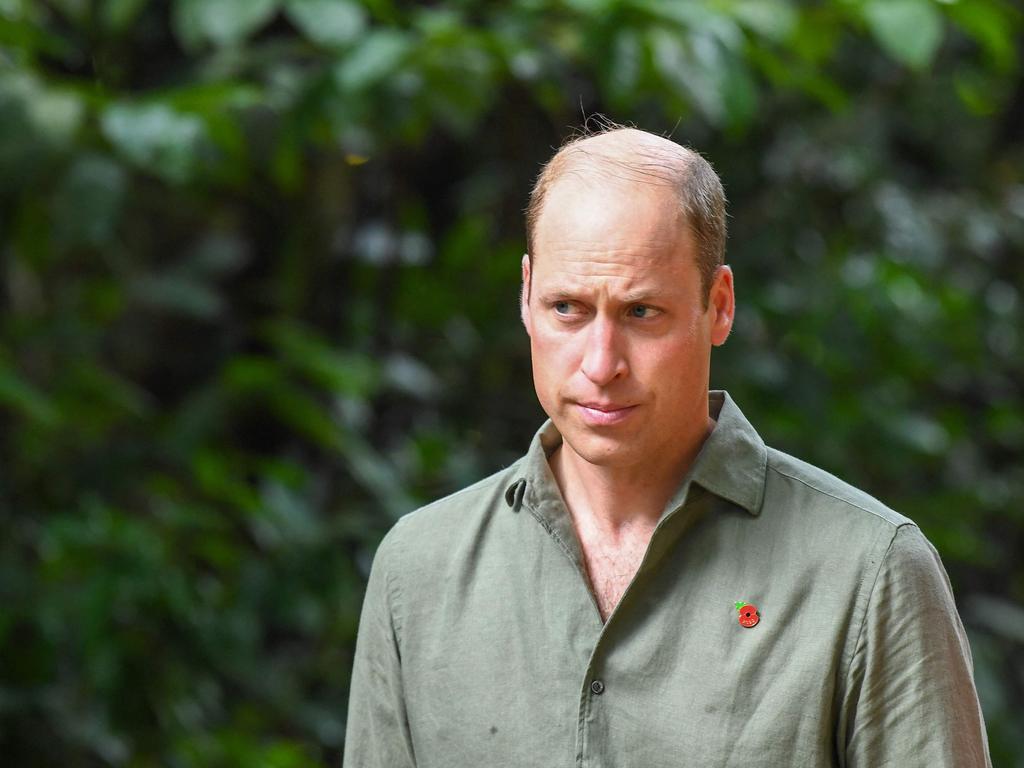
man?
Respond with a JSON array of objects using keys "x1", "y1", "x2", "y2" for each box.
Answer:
[{"x1": 343, "y1": 127, "x2": 990, "y2": 766}]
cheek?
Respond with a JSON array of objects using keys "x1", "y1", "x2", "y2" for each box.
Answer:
[
  {"x1": 530, "y1": 329, "x2": 560, "y2": 378},
  {"x1": 644, "y1": 330, "x2": 707, "y2": 383},
  {"x1": 530, "y1": 327, "x2": 583, "y2": 401},
  {"x1": 531, "y1": 322, "x2": 578, "y2": 366}
]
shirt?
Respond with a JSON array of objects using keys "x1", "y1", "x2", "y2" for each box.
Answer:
[{"x1": 343, "y1": 391, "x2": 990, "y2": 767}]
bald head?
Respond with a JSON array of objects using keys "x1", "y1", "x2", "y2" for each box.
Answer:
[{"x1": 525, "y1": 126, "x2": 727, "y2": 303}]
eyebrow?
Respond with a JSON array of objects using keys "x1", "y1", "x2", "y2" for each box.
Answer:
[
  {"x1": 536, "y1": 287, "x2": 667, "y2": 304},
  {"x1": 619, "y1": 289, "x2": 665, "y2": 304}
]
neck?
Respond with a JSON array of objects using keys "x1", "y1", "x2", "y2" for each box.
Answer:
[{"x1": 550, "y1": 415, "x2": 715, "y2": 538}]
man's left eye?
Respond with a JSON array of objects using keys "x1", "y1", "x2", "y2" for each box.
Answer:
[{"x1": 629, "y1": 305, "x2": 657, "y2": 318}]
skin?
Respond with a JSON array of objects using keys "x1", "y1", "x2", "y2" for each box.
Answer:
[{"x1": 520, "y1": 133, "x2": 734, "y2": 617}]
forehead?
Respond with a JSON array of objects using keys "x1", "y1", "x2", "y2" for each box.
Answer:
[{"x1": 532, "y1": 175, "x2": 695, "y2": 286}]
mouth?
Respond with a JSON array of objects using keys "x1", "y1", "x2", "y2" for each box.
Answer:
[{"x1": 575, "y1": 402, "x2": 638, "y2": 426}]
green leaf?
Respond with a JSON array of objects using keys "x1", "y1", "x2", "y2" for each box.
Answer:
[
  {"x1": 51, "y1": 154, "x2": 128, "y2": 248},
  {"x1": 128, "y1": 274, "x2": 224, "y2": 318},
  {"x1": 160, "y1": 81, "x2": 263, "y2": 113},
  {"x1": 35, "y1": 100, "x2": 84, "y2": 150},
  {"x1": 633, "y1": 0, "x2": 719, "y2": 31},
  {"x1": 892, "y1": 413, "x2": 951, "y2": 456},
  {"x1": 172, "y1": 0, "x2": 279, "y2": 49},
  {"x1": 341, "y1": 434, "x2": 416, "y2": 520},
  {"x1": 731, "y1": 0, "x2": 798, "y2": 43},
  {"x1": 607, "y1": 30, "x2": 642, "y2": 104},
  {"x1": 334, "y1": 29, "x2": 411, "y2": 91},
  {"x1": 746, "y1": 46, "x2": 848, "y2": 111},
  {"x1": 0, "y1": 360, "x2": 60, "y2": 427},
  {"x1": 223, "y1": 356, "x2": 282, "y2": 391},
  {"x1": 50, "y1": 0, "x2": 88, "y2": 23},
  {"x1": 100, "y1": 101, "x2": 206, "y2": 183},
  {"x1": 63, "y1": 362, "x2": 151, "y2": 423},
  {"x1": 563, "y1": 0, "x2": 616, "y2": 12},
  {"x1": 271, "y1": 385, "x2": 345, "y2": 450},
  {"x1": 265, "y1": 320, "x2": 378, "y2": 397},
  {"x1": 954, "y1": 68, "x2": 1000, "y2": 115},
  {"x1": 862, "y1": 0, "x2": 944, "y2": 71},
  {"x1": 947, "y1": 0, "x2": 1018, "y2": 71},
  {"x1": 222, "y1": 355, "x2": 345, "y2": 450},
  {"x1": 651, "y1": 28, "x2": 747, "y2": 126},
  {"x1": 284, "y1": 0, "x2": 367, "y2": 46},
  {"x1": 0, "y1": 13, "x2": 78, "y2": 60},
  {"x1": 4, "y1": 75, "x2": 86, "y2": 147},
  {"x1": 382, "y1": 353, "x2": 440, "y2": 400},
  {"x1": 101, "y1": 0, "x2": 149, "y2": 32},
  {"x1": 720, "y1": 55, "x2": 759, "y2": 132},
  {"x1": 184, "y1": 231, "x2": 250, "y2": 277}
]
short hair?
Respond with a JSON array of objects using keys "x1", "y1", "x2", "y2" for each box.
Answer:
[{"x1": 525, "y1": 122, "x2": 727, "y2": 304}]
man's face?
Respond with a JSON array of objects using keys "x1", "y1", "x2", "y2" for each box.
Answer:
[{"x1": 521, "y1": 176, "x2": 733, "y2": 471}]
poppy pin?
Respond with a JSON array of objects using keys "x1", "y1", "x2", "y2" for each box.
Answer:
[{"x1": 735, "y1": 601, "x2": 760, "y2": 628}]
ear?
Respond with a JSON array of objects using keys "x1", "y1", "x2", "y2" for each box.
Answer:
[
  {"x1": 520, "y1": 254, "x2": 533, "y2": 335},
  {"x1": 708, "y1": 265, "x2": 734, "y2": 346}
]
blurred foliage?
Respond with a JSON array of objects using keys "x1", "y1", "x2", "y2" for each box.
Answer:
[{"x1": 1, "y1": 0, "x2": 1022, "y2": 765}]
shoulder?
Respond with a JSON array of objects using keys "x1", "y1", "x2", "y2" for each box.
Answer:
[
  {"x1": 398, "y1": 461, "x2": 520, "y2": 534},
  {"x1": 375, "y1": 459, "x2": 522, "y2": 567},
  {"x1": 757, "y1": 445, "x2": 956, "y2": 616},
  {"x1": 763, "y1": 445, "x2": 913, "y2": 531}
]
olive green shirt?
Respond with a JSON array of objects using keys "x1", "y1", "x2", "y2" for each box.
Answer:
[{"x1": 344, "y1": 392, "x2": 989, "y2": 767}]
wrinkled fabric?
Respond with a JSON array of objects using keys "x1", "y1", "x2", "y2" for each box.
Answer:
[{"x1": 344, "y1": 391, "x2": 990, "y2": 768}]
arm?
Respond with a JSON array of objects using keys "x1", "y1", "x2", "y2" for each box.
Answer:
[
  {"x1": 343, "y1": 528, "x2": 417, "y2": 768},
  {"x1": 841, "y1": 524, "x2": 990, "y2": 767}
]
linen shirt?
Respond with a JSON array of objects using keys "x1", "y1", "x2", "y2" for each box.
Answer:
[{"x1": 344, "y1": 391, "x2": 990, "y2": 767}]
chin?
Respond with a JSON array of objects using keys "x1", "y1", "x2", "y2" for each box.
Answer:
[{"x1": 558, "y1": 426, "x2": 641, "y2": 467}]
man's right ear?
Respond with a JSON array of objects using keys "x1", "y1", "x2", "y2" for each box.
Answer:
[{"x1": 520, "y1": 254, "x2": 532, "y2": 335}]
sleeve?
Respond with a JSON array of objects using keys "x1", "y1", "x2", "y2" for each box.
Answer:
[
  {"x1": 343, "y1": 527, "x2": 417, "y2": 768},
  {"x1": 841, "y1": 524, "x2": 990, "y2": 768}
]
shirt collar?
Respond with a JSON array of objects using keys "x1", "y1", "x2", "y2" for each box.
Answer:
[
  {"x1": 504, "y1": 390, "x2": 767, "y2": 518},
  {"x1": 685, "y1": 390, "x2": 767, "y2": 516}
]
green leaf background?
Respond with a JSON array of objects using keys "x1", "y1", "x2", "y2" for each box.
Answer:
[{"x1": 1, "y1": 0, "x2": 1022, "y2": 764}]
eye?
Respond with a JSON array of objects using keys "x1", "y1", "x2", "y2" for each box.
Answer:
[
  {"x1": 629, "y1": 304, "x2": 659, "y2": 319},
  {"x1": 553, "y1": 300, "x2": 579, "y2": 316}
]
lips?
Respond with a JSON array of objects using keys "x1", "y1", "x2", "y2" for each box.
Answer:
[{"x1": 575, "y1": 401, "x2": 637, "y2": 426}]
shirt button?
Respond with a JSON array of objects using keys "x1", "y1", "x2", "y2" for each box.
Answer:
[{"x1": 590, "y1": 679, "x2": 605, "y2": 695}]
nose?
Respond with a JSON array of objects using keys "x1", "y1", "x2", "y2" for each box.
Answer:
[{"x1": 580, "y1": 317, "x2": 628, "y2": 386}]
